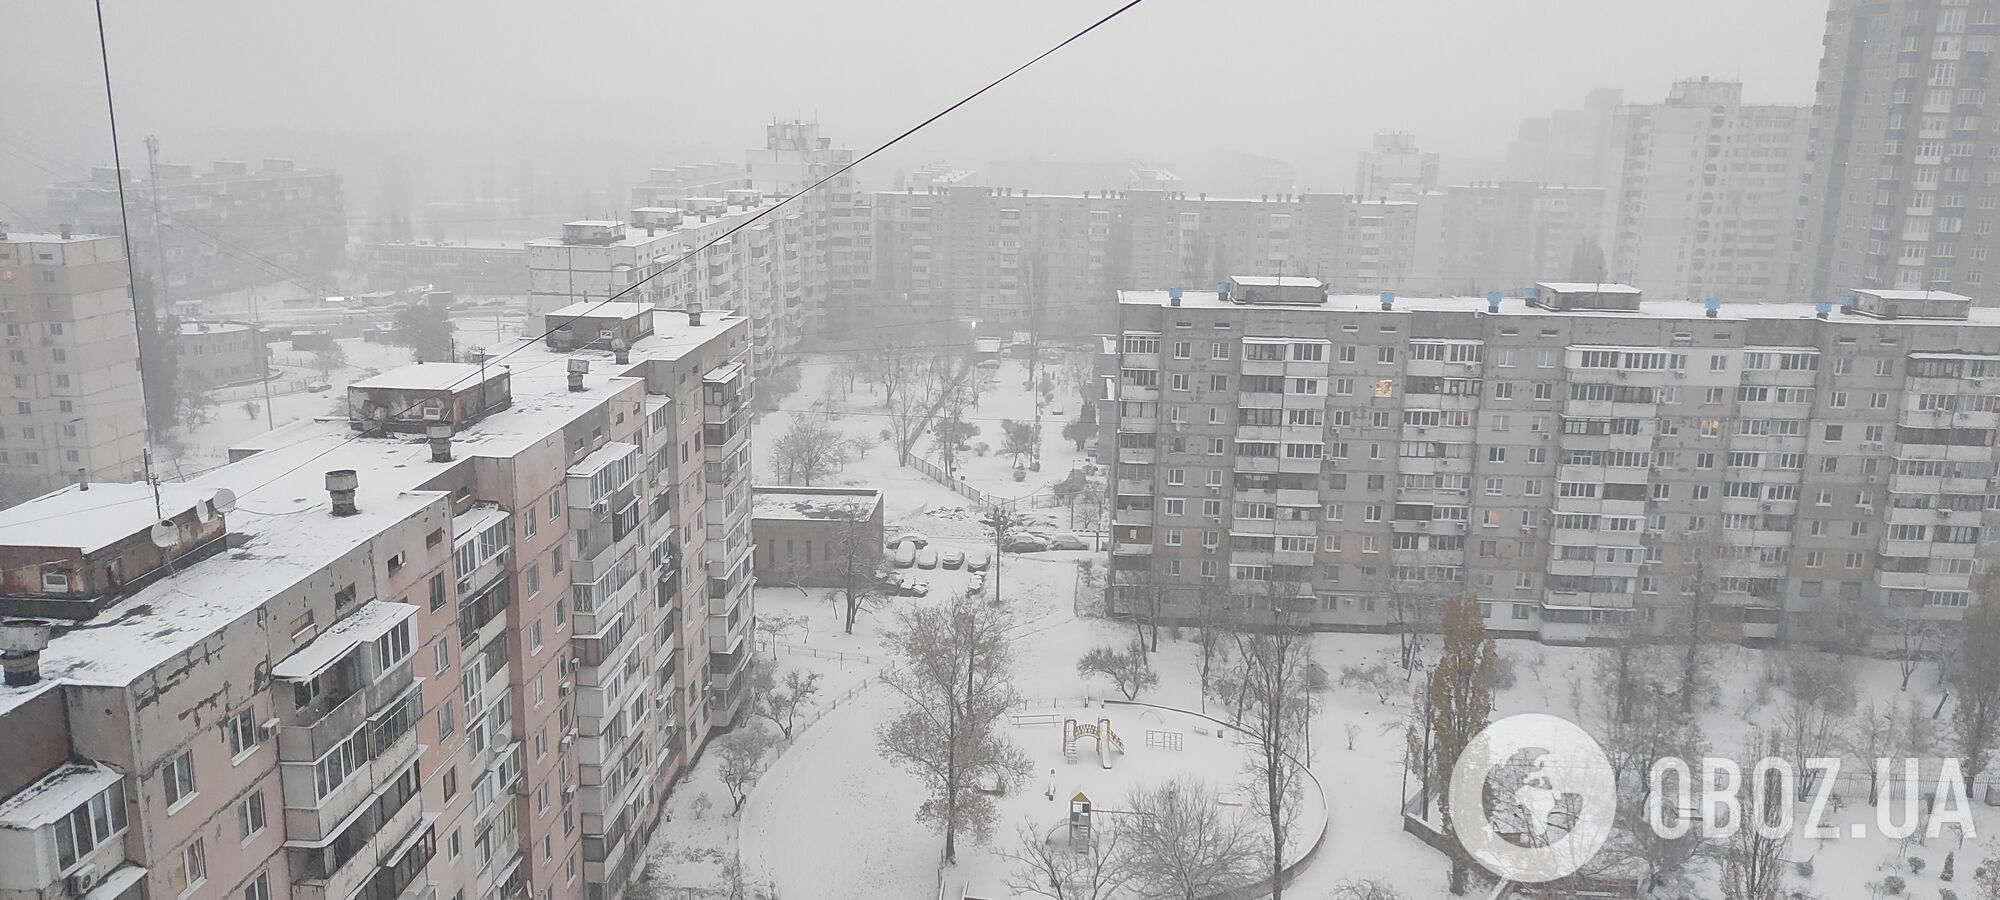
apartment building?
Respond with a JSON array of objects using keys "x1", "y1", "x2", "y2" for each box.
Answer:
[
  {"x1": 1423, "y1": 182, "x2": 1608, "y2": 295},
  {"x1": 0, "y1": 230, "x2": 148, "y2": 500},
  {"x1": 628, "y1": 164, "x2": 750, "y2": 211},
  {"x1": 173, "y1": 321, "x2": 268, "y2": 388},
  {"x1": 47, "y1": 159, "x2": 347, "y2": 303},
  {"x1": 0, "y1": 303, "x2": 755, "y2": 900},
  {"x1": 745, "y1": 121, "x2": 868, "y2": 339},
  {"x1": 370, "y1": 242, "x2": 528, "y2": 297},
  {"x1": 1602, "y1": 79, "x2": 1810, "y2": 302},
  {"x1": 1354, "y1": 132, "x2": 1440, "y2": 200},
  {"x1": 1504, "y1": 88, "x2": 1626, "y2": 187},
  {"x1": 526, "y1": 205, "x2": 812, "y2": 356},
  {"x1": 1796, "y1": 0, "x2": 2000, "y2": 301},
  {"x1": 1099, "y1": 277, "x2": 2000, "y2": 646},
  {"x1": 868, "y1": 187, "x2": 1423, "y2": 329}
]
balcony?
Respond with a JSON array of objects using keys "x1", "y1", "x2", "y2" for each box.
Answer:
[
  {"x1": 1112, "y1": 541, "x2": 1155, "y2": 555},
  {"x1": 1116, "y1": 446, "x2": 1156, "y2": 465},
  {"x1": 1111, "y1": 507, "x2": 1153, "y2": 526},
  {"x1": 1115, "y1": 477, "x2": 1152, "y2": 495}
]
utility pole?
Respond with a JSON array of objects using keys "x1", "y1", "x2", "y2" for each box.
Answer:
[{"x1": 143, "y1": 134, "x2": 169, "y2": 313}]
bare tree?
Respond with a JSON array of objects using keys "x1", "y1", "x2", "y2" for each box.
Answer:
[
  {"x1": 1428, "y1": 597, "x2": 1497, "y2": 894},
  {"x1": 1001, "y1": 819, "x2": 1128, "y2": 900},
  {"x1": 1230, "y1": 580, "x2": 1319, "y2": 900},
  {"x1": 769, "y1": 415, "x2": 849, "y2": 486},
  {"x1": 751, "y1": 666, "x2": 823, "y2": 741},
  {"x1": 877, "y1": 594, "x2": 1030, "y2": 863},
  {"x1": 1953, "y1": 574, "x2": 2000, "y2": 792},
  {"x1": 1386, "y1": 577, "x2": 1447, "y2": 676},
  {"x1": 1119, "y1": 776, "x2": 1264, "y2": 900},
  {"x1": 1776, "y1": 652, "x2": 1855, "y2": 794},
  {"x1": 1669, "y1": 526, "x2": 1725, "y2": 713},
  {"x1": 1719, "y1": 731, "x2": 1792, "y2": 900},
  {"x1": 1592, "y1": 644, "x2": 1704, "y2": 817},
  {"x1": 825, "y1": 507, "x2": 888, "y2": 634},
  {"x1": 1844, "y1": 698, "x2": 1900, "y2": 806},
  {"x1": 1325, "y1": 881, "x2": 1409, "y2": 900},
  {"x1": 1872, "y1": 601, "x2": 1946, "y2": 691},
  {"x1": 1076, "y1": 640, "x2": 1159, "y2": 701},
  {"x1": 1195, "y1": 591, "x2": 1234, "y2": 704},
  {"x1": 716, "y1": 724, "x2": 780, "y2": 814}
]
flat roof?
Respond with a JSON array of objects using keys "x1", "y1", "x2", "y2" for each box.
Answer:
[
  {"x1": 351, "y1": 363, "x2": 497, "y2": 392},
  {"x1": 1852, "y1": 288, "x2": 1974, "y2": 303},
  {"x1": 271, "y1": 600, "x2": 417, "y2": 681},
  {"x1": 0, "y1": 482, "x2": 224, "y2": 554},
  {"x1": 176, "y1": 322, "x2": 254, "y2": 336},
  {"x1": 0, "y1": 232, "x2": 116, "y2": 245},
  {"x1": 1116, "y1": 289, "x2": 2000, "y2": 326},
  {"x1": 1535, "y1": 282, "x2": 1643, "y2": 294},
  {"x1": 547, "y1": 301, "x2": 654, "y2": 321},
  {"x1": 1232, "y1": 275, "x2": 1324, "y2": 289},
  {"x1": 751, "y1": 487, "x2": 882, "y2": 521}
]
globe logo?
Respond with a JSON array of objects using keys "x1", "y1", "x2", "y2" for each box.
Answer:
[{"x1": 1447, "y1": 714, "x2": 1617, "y2": 883}]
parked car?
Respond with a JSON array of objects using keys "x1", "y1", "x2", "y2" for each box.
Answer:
[
  {"x1": 893, "y1": 541, "x2": 918, "y2": 568},
  {"x1": 966, "y1": 548, "x2": 992, "y2": 571},
  {"x1": 894, "y1": 531, "x2": 931, "y2": 549},
  {"x1": 940, "y1": 548, "x2": 965, "y2": 569},
  {"x1": 966, "y1": 573, "x2": 985, "y2": 595},
  {"x1": 1004, "y1": 533, "x2": 1050, "y2": 553},
  {"x1": 917, "y1": 546, "x2": 939, "y2": 569},
  {"x1": 306, "y1": 381, "x2": 332, "y2": 393},
  {"x1": 1047, "y1": 532, "x2": 1090, "y2": 551},
  {"x1": 896, "y1": 576, "x2": 931, "y2": 597}
]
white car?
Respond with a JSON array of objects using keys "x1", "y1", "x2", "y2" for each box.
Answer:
[
  {"x1": 893, "y1": 541, "x2": 918, "y2": 568},
  {"x1": 1047, "y1": 533, "x2": 1090, "y2": 551}
]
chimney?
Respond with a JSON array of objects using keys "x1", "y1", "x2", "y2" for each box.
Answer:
[
  {"x1": 612, "y1": 337, "x2": 630, "y2": 365},
  {"x1": 1814, "y1": 302, "x2": 1833, "y2": 320},
  {"x1": 568, "y1": 358, "x2": 589, "y2": 392},
  {"x1": 687, "y1": 299, "x2": 703, "y2": 327},
  {"x1": 1380, "y1": 291, "x2": 1396, "y2": 311},
  {"x1": 428, "y1": 422, "x2": 453, "y2": 462},
  {"x1": 1703, "y1": 298, "x2": 1722, "y2": 319},
  {"x1": 0, "y1": 620, "x2": 53, "y2": 687},
  {"x1": 1169, "y1": 287, "x2": 1182, "y2": 307},
  {"x1": 1486, "y1": 291, "x2": 1503, "y2": 314},
  {"x1": 59, "y1": 223, "x2": 72, "y2": 240},
  {"x1": 75, "y1": 468, "x2": 88, "y2": 491},
  {"x1": 326, "y1": 469, "x2": 359, "y2": 516}
]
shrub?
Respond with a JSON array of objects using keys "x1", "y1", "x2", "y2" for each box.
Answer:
[
  {"x1": 1942, "y1": 852, "x2": 1955, "y2": 882},
  {"x1": 1796, "y1": 858, "x2": 1814, "y2": 878},
  {"x1": 1909, "y1": 857, "x2": 1927, "y2": 875},
  {"x1": 1879, "y1": 875, "x2": 1905, "y2": 895}
]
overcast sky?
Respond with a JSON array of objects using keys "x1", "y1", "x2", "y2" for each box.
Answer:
[{"x1": 0, "y1": 0, "x2": 1826, "y2": 225}]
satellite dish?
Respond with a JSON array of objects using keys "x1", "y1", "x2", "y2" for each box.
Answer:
[
  {"x1": 150, "y1": 519, "x2": 178, "y2": 549},
  {"x1": 211, "y1": 488, "x2": 237, "y2": 515},
  {"x1": 194, "y1": 500, "x2": 214, "y2": 523}
]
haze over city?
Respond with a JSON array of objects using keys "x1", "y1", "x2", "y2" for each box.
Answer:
[{"x1": 7, "y1": 2, "x2": 2000, "y2": 900}]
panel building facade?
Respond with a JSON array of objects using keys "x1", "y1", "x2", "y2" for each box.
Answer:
[{"x1": 1100, "y1": 277, "x2": 2000, "y2": 646}]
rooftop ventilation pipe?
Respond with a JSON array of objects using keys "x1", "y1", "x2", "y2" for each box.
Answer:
[
  {"x1": 0, "y1": 620, "x2": 53, "y2": 687},
  {"x1": 568, "y1": 358, "x2": 589, "y2": 392},
  {"x1": 326, "y1": 469, "x2": 359, "y2": 516}
]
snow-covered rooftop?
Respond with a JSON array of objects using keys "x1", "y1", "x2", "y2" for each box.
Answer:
[
  {"x1": 1117, "y1": 289, "x2": 2000, "y2": 326},
  {"x1": 0, "y1": 762, "x2": 122, "y2": 829},
  {"x1": 751, "y1": 487, "x2": 882, "y2": 521},
  {"x1": 1853, "y1": 288, "x2": 1974, "y2": 303},
  {"x1": 351, "y1": 363, "x2": 496, "y2": 392},
  {"x1": 1232, "y1": 275, "x2": 1324, "y2": 289},
  {"x1": 0, "y1": 482, "x2": 224, "y2": 553},
  {"x1": 1535, "y1": 281, "x2": 1644, "y2": 294},
  {"x1": 546, "y1": 300, "x2": 654, "y2": 321}
]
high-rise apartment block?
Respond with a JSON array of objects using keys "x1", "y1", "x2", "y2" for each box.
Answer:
[
  {"x1": 0, "y1": 230, "x2": 148, "y2": 499},
  {"x1": 1505, "y1": 88, "x2": 1626, "y2": 187},
  {"x1": 868, "y1": 187, "x2": 1421, "y2": 329},
  {"x1": 1796, "y1": 0, "x2": 2000, "y2": 301},
  {"x1": 1100, "y1": 277, "x2": 2000, "y2": 646},
  {"x1": 1354, "y1": 132, "x2": 1440, "y2": 200},
  {"x1": 529, "y1": 123, "x2": 858, "y2": 353},
  {"x1": 0, "y1": 303, "x2": 755, "y2": 900},
  {"x1": 47, "y1": 159, "x2": 347, "y2": 303},
  {"x1": 1424, "y1": 182, "x2": 1608, "y2": 294},
  {"x1": 1603, "y1": 79, "x2": 1810, "y2": 301}
]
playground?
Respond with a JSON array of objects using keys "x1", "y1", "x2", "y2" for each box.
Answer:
[{"x1": 941, "y1": 701, "x2": 1331, "y2": 899}]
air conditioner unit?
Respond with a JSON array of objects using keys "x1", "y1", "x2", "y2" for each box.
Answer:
[
  {"x1": 1519, "y1": 525, "x2": 1534, "y2": 534},
  {"x1": 1207, "y1": 485, "x2": 1220, "y2": 495},
  {"x1": 257, "y1": 718, "x2": 280, "y2": 741},
  {"x1": 67, "y1": 865, "x2": 101, "y2": 896},
  {"x1": 1204, "y1": 546, "x2": 1218, "y2": 555},
  {"x1": 1539, "y1": 433, "x2": 1550, "y2": 440}
]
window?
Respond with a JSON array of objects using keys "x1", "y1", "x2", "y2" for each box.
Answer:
[
  {"x1": 428, "y1": 573, "x2": 447, "y2": 611},
  {"x1": 53, "y1": 781, "x2": 127, "y2": 871},
  {"x1": 245, "y1": 873, "x2": 270, "y2": 900},
  {"x1": 164, "y1": 750, "x2": 197, "y2": 808},
  {"x1": 237, "y1": 792, "x2": 266, "y2": 841},
  {"x1": 223, "y1": 709, "x2": 258, "y2": 758},
  {"x1": 172, "y1": 838, "x2": 207, "y2": 895}
]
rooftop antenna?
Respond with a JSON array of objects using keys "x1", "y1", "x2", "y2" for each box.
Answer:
[{"x1": 95, "y1": 0, "x2": 163, "y2": 508}]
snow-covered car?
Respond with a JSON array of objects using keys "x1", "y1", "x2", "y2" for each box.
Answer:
[
  {"x1": 916, "y1": 547, "x2": 939, "y2": 569},
  {"x1": 892, "y1": 541, "x2": 918, "y2": 567},
  {"x1": 896, "y1": 576, "x2": 931, "y2": 597},
  {"x1": 1050, "y1": 405, "x2": 1065, "y2": 416},
  {"x1": 977, "y1": 358, "x2": 1003, "y2": 369},
  {"x1": 940, "y1": 548, "x2": 965, "y2": 569},
  {"x1": 966, "y1": 548, "x2": 991, "y2": 571},
  {"x1": 1003, "y1": 534, "x2": 1049, "y2": 553},
  {"x1": 893, "y1": 531, "x2": 931, "y2": 549},
  {"x1": 306, "y1": 382, "x2": 332, "y2": 393},
  {"x1": 965, "y1": 574, "x2": 985, "y2": 595},
  {"x1": 1047, "y1": 532, "x2": 1090, "y2": 551}
]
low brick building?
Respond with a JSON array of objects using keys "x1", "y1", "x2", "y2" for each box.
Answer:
[{"x1": 751, "y1": 486, "x2": 883, "y2": 587}]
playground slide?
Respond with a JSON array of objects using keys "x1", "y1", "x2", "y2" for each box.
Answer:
[{"x1": 1100, "y1": 730, "x2": 1112, "y2": 768}]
